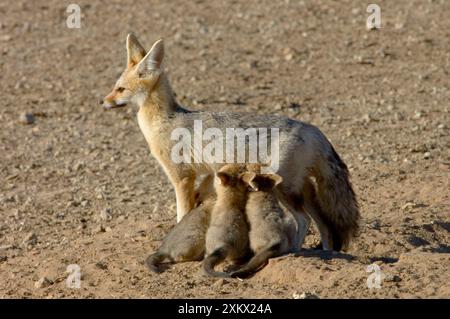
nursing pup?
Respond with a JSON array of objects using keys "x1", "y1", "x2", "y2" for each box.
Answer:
[
  {"x1": 203, "y1": 165, "x2": 252, "y2": 278},
  {"x1": 146, "y1": 175, "x2": 215, "y2": 273},
  {"x1": 230, "y1": 171, "x2": 298, "y2": 278}
]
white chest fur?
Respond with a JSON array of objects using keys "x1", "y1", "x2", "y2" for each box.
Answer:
[{"x1": 137, "y1": 108, "x2": 154, "y2": 148}]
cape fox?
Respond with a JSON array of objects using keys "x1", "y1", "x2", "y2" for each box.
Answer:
[
  {"x1": 146, "y1": 175, "x2": 215, "y2": 273},
  {"x1": 229, "y1": 169, "x2": 299, "y2": 278},
  {"x1": 102, "y1": 34, "x2": 360, "y2": 251},
  {"x1": 203, "y1": 165, "x2": 251, "y2": 278}
]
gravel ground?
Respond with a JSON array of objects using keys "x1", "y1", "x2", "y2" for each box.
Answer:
[{"x1": 0, "y1": 0, "x2": 449, "y2": 298}]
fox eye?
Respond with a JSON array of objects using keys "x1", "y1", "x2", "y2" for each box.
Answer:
[{"x1": 116, "y1": 87, "x2": 126, "y2": 93}]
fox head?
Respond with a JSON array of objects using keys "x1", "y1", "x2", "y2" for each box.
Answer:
[
  {"x1": 102, "y1": 34, "x2": 165, "y2": 109},
  {"x1": 214, "y1": 165, "x2": 256, "y2": 194},
  {"x1": 241, "y1": 172, "x2": 283, "y2": 192}
]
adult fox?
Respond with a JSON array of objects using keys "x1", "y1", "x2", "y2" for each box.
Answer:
[{"x1": 102, "y1": 34, "x2": 360, "y2": 251}]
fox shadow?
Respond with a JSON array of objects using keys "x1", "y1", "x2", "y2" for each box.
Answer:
[{"x1": 293, "y1": 248, "x2": 355, "y2": 261}]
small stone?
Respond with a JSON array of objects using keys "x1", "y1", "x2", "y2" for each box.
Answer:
[
  {"x1": 22, "y1": 232, "x2": 37, "y2": 246},
  {"x1": 35, "y1": 277, "x2": 53, "y2": 289},
  {"x1": 0, "y1": 255, "x2": 7, "y2": 263},
  {"x1": 93, "y1": 225, "x2": 106, "y2": 234},
  {"x1": 362, "y1": 113, "x2": 378, "y2": 123},
  {"x1": 423, "y1": 152, "x2": 431, "y2": 159},
  {"x1": 367, "y1": 220, "x2": 381, "y2": 230},
  {"x1": 95, "y1": 261, "x2": 108, "y2": 270},
  {"x1": 401, "y1": 202, "x2": 423, "y2": 211},
  {"x1": 0, "y1": 34, "x2": 11, "y2": 42},
  {"x1": 100, "y1": 208, "x2": 112, "y2": 221},
  {"x1": 401, "y1": 202, "x2": 413, "y2": 210},
  {"x1": 74, "y1": 161, "x2": 84, "y2": 171},
  {"x1": 385, "y1": 274, "x2": 402, "y2": 282},
  {"x1": 130, "y1": 275, "x2": 140, "y2": 285},
  {"x1": 284, "y1": 53, "x2": 294, "y2": 61},
  {"x1": 19, "y1": 112, "x2": 34, "y2": 125},
  {"x1": 213, "y1": 278, "x2": 228, "y2": 288},
  {"x1": 282, "y1": 47, "x2": 295, "y2": 61},
  {"x1": 413, "y1": 111, "x2": 422, "y2": 119}
]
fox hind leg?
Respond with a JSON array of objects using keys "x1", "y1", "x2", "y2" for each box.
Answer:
[
  {"x1": 302, "y1": 179, "x2": 333, "y2": 250},
  {"x1": 275, "y1": 190, "x2": 311, "y2": 250},
  {"x1": 276, "y1": 187, "x2": 333, "y2": 251}
]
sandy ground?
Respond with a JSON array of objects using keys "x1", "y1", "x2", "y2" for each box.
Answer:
[{"x1": 0, "y1": 0, "x2": 449, "y2": 298}]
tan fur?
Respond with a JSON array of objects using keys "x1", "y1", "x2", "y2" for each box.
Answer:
[
  {"x1": 229, "y1": 171, "x2": 299, "y2": 278},
  {"x1": 145, "y1": 175, "x2": 215, "y2": 273},
  {"x1": 203, "y1": 165, "x2": 251, "y2": 277},
  {"x1": 103, "y1": 34, "x2": 360, "y2": 250}
]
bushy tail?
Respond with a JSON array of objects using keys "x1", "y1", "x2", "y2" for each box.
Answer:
[
  {"x1": 145, "y1": 252, "x2": 168, "y2": 273},
  {"x1": 230, "y1": 245, "x2": 279, "y2": 278},
  {"x1": 313, "y1": 144, "x2": 360, "y2": 251},
  {"x1": 202, "y1": 248, "x2": 231, "y2": 278}
]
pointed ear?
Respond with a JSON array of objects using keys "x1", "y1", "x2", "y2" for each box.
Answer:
[
  {"x1": 263, "y1": 174, "x2": 283, "y2": 188},
  {"x1": 240, "y1": 172, "x2": 258, "y2": 190},
  {"x1": 136, "y1": 39, "x2": 164, "y2": 77},
  {"x1": 126, "y1": 33, "x2": 146, "y2": 67},
  {"x1": 216, "y1": 172, "x2": 231, "y2": 186}
]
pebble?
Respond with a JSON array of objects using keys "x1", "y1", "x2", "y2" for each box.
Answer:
[
  {"x1": 362, "y1": 113, "x2": 378, "y2": 123},
  {"x1": 35, "y1": 277, "x2": 53, "y2": 289},
  {"x1": 0, "y1": 255, "x2": 7, "y2": 263},
  {"x1": 401, "y1": 202, "x2": 422, "y2": 211},
  {"x1": 423, "y1": 152, "x2": 431, "y2": 159},
  {"x1": 93, "y1": 225, "x2": 106, "y2": 234},
  {"x1": 19, "y1": 112, "x2": 35, "y2": 125},
  {"x1": 385, "y1": 274, "x2": 402, "y2": 282},
  {"x1": 213, "y1": 278, "x2": 228, "y2": 288},
  {"x1": 95, "y1": 261, "x2": 108, "y2": 270},
  {"x1": 22, "y1": 232, "x2": 38, "y2": 246},
  {"x1": 283, "y1": 47, "x2": 295, "y2": 61},
  {"x1": 100, "y1": 208, "x2": 112, "y2": 221},
  {"x1": 0, "y1": 34, "x2": 11, "y2": 42},
  {"x1": 413, "y1": 111, "x2": 422, "y2": 119}
]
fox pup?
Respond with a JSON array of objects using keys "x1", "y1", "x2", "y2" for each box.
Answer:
[
  {"x1": 229, "y1": 171, "x2": 298, "y2": 278},
  {"x1": 146, "y1": 175, "x2": 215, "y2": 273},
  {"x1": 102, "y1": 34, "x2": 360, "y2": 251},
  {"x1": 203, "y1": 165, "x2": 251, "y2": 278}
]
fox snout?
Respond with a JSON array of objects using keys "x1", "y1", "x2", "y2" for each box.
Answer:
[{"x1": 101, "y1": 92, "x2": 128, "y2": 110}]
